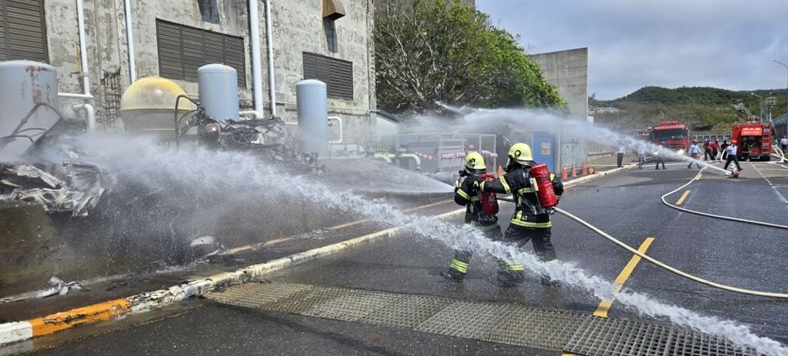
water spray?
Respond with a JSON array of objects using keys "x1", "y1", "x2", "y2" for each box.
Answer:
[{"x1": 41, "y1": 113, "x2": 787, "y2": 355}]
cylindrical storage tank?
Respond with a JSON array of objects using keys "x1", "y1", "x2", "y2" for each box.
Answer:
[
  {"x1": 0, "y1": 60, "x2": 61, "y2": 161},
  {"x1": 296, "y1": 79, "x2": 328, "y2": 157},
  {"x1": 120, "y1": 76, "x2": 195, "y2": 142},
  {"x1": 198, "y1": 64, "x2": 239, "y2": 121}
]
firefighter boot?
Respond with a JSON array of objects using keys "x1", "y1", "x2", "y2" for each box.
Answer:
[
  {"x1": 496, "y1": 270, "x2": 525, "y2": 288},
  {"x1": 440, "y1": 269, "x2": 465, "y2": 283},
  {"x1": 441, "y1": 250, "x2": 471, "y2": 283},
  {"x1": 541, "y1": 276, "x2": 561, "y2": 287}
]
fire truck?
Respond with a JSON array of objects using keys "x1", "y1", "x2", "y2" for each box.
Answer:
[
  {"x1": 650, "y1": 119, "x2": 691, "y2": 155},
  {"x1": 731, "y1": 116, "x2": 775, "y2": 161}
]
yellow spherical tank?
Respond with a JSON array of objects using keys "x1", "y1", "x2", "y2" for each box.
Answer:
[{"x1": 120, "y1": 76, "x2": 196, "y2": 141}]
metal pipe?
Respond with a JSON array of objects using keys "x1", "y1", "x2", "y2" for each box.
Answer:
[
  {"x1": 72, "y1": 103, "x2": 95, "y2": 132},
  {"x1": 58, "y1": 93, "x2": 93, "y2": 100},
  {"x1": 76, "y1": 0, "x2": 91, "y2": 97},
  {"x1": 328, "y1": 116, "x2": 343, "y2": 143},
  {"x1": 772, "y1": 59, "x2": 788, "y2": 137},
  {"x1": 239, "y1": 110, "x2": 262, "y2": 119},
  {"x1": 123, "y1": 0, "x2": 136, "y2": 83},
  {"x1": 249, "y1": 0, "x2": 264, "y2": 118},
  {"x1": 396, "y1": 153, "x2": 421, "y2": 171},
  {"x1": 58, "y1": 0, "x2": 94, "y2": 100},
  {"x1": 373, "y1": 153, "x2": 392, "y2": 164},
  {"x1": 265, "y1": 0, "x2": 276, "y2": 116}
]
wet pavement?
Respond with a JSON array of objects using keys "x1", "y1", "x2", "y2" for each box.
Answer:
[{"x1": 3, "y1": 159, "x2": 788, "y2": 355}]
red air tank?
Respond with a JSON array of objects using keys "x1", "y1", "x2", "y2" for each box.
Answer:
[
  {"x1": 479, "y1": 173, "x2": 499, "y2": 215},
  {"x1": 530, "y1": 163, "x2": 557, "y2": 208}
]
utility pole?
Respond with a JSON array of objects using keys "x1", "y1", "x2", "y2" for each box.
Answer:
[{"x1": 772, "y1": 59, "x2": 788, "y2": 137}]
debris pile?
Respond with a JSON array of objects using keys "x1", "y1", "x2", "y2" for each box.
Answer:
[{"x1": 0, "y1": 162, "x2": 104, "y2": 216}]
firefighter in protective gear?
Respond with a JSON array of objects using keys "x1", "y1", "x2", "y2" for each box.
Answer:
[
  {"x1": 440, "y1": 151, "x2": 502, "y2": 283},
  {"x1": 474, "y1": 143, "x2": 564, "y2": 287}
]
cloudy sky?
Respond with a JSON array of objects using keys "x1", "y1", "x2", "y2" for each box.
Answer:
[{"x1": 476, "y1": 0, "x2": 788, "y2": 100}]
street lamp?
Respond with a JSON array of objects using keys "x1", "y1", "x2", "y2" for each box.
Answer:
[
  {"x1": 750, "y1": 92, "x2": 763, "y2": 118},
  {"x1": 772, "y1": 59, "x2": 788, "y2": 136}
]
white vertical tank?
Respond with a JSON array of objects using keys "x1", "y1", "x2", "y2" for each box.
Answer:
[
  {"x1": 0, "y1": 60, "x2": 61, "y2": 161},
  {"x1": 198, "y1": 64, "x2": 239, "y2": 121},
  {"x1": 296, "y1": 79, "x2": 328, "y2": 157}
]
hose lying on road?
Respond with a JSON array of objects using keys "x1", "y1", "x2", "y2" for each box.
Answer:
[
  {"x1": 661, "y1": 170, "x2": 788, "y2": 230},
  {"x1": 554, "y1": 206, "x2": 788, "y2": 299}
]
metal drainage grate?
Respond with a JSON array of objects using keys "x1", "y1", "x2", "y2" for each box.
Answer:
[
  {"x1": 206, "y1": 283, "x2": 763, "y2": 356},
  {"x1": 565, "y1": 316, "x2": 760, "y2": 356},
  {"x1": 484, "y1": 307, "x2": 590, "y2": 350}
]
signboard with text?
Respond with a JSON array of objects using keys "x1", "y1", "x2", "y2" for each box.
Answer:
[{"x1": 741, "y1": 126, "x2": 763, "y2": 136}]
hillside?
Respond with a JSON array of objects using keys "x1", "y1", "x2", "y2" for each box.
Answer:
[{"x1": 589, "y1": 86, "x2": 788, "y2": 133}]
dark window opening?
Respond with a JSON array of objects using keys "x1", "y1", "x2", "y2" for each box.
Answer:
[
  {"x1": 324, "y1": 20, "x2": 338, "y2": 53},
  {"x1": 0, "y1": 0, "x2": 49, "y2": 62},
  {"x1": 196, "y1": 0, "x2": 220, "y2": 24},
  {"x1": 156, "y1": 19, "x2": 246, "y2": 87},
  {"x1": 303, "y1": 52, "x2": 353, "y2": 100}
]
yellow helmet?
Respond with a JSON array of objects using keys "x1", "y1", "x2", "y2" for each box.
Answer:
[
  {"x1": 463, "y1": 151, "x2": 486, "y2": 173},
  {"x1": 507, "y1": 143, "x2": 533, "y2": 165}
]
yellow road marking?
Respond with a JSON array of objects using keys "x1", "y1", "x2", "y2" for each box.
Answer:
[
  {"x1": 593, "y1": 237, "x2": 655, "y2": 318},
  {"x1": 695, "y1": 173, "x2": 702, "y2": 180},
  {"x1": 675, "y1": 190, "x2": 691, "y2": 205}
]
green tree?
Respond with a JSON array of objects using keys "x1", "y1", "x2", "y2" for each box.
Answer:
[{"x1": 375, "y1": 0, "x2": 563, "y2": 115}]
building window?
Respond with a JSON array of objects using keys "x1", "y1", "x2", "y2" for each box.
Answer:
[
  {"x1": 324, "y1": 20, "x2": 338, "y2": 53},
  {"x1": 303, "y1": 52, "x2": 353, "y2": 100},
  {"x1": 0, "y1": 0, "x2": 49, "y2": 62},
  {"x1": 196, "y1": 0, "x2": 219, "y2": 24},
  {"x1": 156, "y1": 20, "x2": 246, "y2": 87}
]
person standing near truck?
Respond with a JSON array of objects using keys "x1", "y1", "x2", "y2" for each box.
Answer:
[
  {"x1": 780, "y1": 136, "x2": 788, "y2": 154},
  {"x1": 724, "y1": 140, "x2": 743, "y2": 172},
  {"x1": 688, "y1": 140, "x2": 702, "y2": 169}
]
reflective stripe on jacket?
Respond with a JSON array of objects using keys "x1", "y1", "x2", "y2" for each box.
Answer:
[{"x1": 478, "y1": 165, "x2": 563, "y2": 229}]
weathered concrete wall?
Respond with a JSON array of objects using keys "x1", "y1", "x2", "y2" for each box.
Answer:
[
  {"x1": 530, "y1": 47, "x2": 589, "y2": 170},
  {"x1": 530, "y1": 47, "x2": 588, "y2": 120},
  {"x1": 41, "y1": 0, "x2": 375, "y2": 138},
  {"x1": 272, "y1": 0, "x2": 375, "y2": 142}
]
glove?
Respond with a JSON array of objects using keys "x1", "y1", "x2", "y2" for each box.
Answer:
[
  {"x1": 468, "y1": 175, "x2": 483, "y2": 189},
  {"x1": 546, "y1": 208, "x2": 556, "y2": 215}
]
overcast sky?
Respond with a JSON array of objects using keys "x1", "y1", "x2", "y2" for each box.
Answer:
[{"x1": 476, "y1": 0, "x2": 788, "y2": 100}]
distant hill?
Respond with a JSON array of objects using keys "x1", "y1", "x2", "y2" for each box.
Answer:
[{"x1": 589, "y1": 86, "x2": 787, "y2": 133}]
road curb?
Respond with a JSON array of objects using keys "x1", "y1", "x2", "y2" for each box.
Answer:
[
  {"x1": 0, "y1": 173, "x2": 602, "y2": 346},
  {"x1": 0, "y1": 208, "x2": 466, "y2": 346}
]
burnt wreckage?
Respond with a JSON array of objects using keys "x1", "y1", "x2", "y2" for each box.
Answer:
[
  {"x1": 0, "y1": 97, "x2": 325, "y2": 218},
  {"x1": 0, "y1": 101, "x2": 105, "y2": 217},
  {"x1": 175, "y1": 95, "x2": 326, "y2": 175}
]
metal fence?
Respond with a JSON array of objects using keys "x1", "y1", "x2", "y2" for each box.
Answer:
[{"x1": 361, "y1": 133, "x2": 498, "y2": 173}]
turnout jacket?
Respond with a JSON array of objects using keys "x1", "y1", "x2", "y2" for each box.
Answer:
[
  {"x1": 454, "y1": 176, "x2": 498, "y2": 228},
  {"x1": 477, "y1": 165, "x2": 563, "y2": 229}
]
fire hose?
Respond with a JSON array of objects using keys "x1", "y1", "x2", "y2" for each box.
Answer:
[
  {"x1": 497, "y1": 196, "x2": 788, "y2": 299},
  {"x1": 661, "y1": 171, "x2": 788, "y2": 230}
]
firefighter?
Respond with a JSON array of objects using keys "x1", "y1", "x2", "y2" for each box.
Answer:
[
  {"x1": 440, "y1": 152, "x2": 502, "y2": 283},
  {"x1": 473, "y1": 143, "x2": 564, "y2": 287}
]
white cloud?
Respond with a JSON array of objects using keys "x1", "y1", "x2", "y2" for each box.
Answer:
[{"x1": 477, "y1": 0, "x2": 788, "y2": 100}]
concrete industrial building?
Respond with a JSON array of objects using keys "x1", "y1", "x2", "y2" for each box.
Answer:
[
  {"x1": 529, "y1": 47, "x2": 590, "y2": 170},
  {"x1": 0, "y1": 0, "x2": 376, "y2": 139}
]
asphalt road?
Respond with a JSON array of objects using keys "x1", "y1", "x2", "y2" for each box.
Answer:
[{"x1": 5, "y1": 159, "x2": 788, "y2": 356}]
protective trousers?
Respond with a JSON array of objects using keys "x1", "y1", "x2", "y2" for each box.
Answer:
[
  {"x1": 495, "y1": 225, "x2": 556, "y2": 285},
  {"x1": 445, "y1": 226, "x2": 502, "y2": 280}
]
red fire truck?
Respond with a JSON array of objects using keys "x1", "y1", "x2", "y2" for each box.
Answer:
[
  {"x1": 731, "y1": 116, "x2": 775, "y2": 161},
  {"x1": 650, "y1": 119, "x2": 691, "y2": 155}
]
